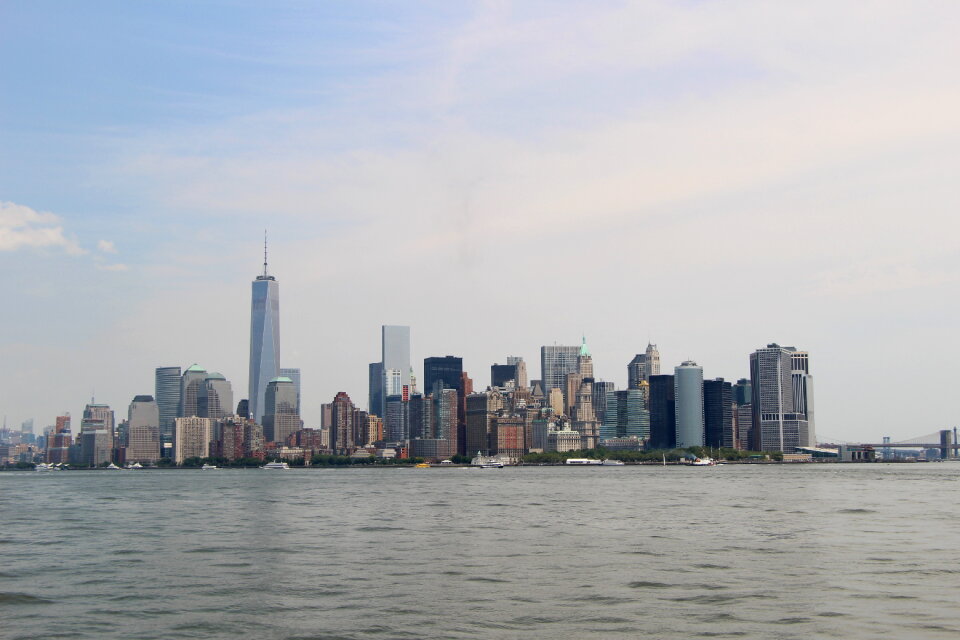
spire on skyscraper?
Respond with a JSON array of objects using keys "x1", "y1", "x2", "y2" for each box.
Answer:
[{"x1": 263, "y1": 229, "x2": 268, "y2": 278}]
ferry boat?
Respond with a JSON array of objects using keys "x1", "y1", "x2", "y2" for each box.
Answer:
[
  {"x1": 690, "y1": 457, "x2": 716, "y2": 466},
  {"x1": 35, "y1": 462, "x2": 56, "y2": 472},
  {"x1": 261, "y1": 461, "x2": 290, "y2": 470},
  {"x1": 565, "y1": 458, "x2": 602, "y2": 465},
  {"x1": 201, "y1": 463, "x2": 218, "y2": 470},
  {"x1": 125, "y1": 462, "x2": 144, "y2": 470},
  {"x1": 471, "y1": 452, "x2": 505, "y2": 468},
  {"x1": 600, "y1": 459, "x2": 626, "y2": 466},
  {"x1": 106, "y1": 462, "x2": 122, "y2": 470}
]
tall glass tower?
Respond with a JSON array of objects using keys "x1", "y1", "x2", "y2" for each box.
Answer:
[{"x1": 249, "y1": 237, "x2": 280, "y2": 425}]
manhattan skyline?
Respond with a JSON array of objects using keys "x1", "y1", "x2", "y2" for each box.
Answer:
[{"x1": 2, "y1": 3, "x2": 960, "y2": 442}]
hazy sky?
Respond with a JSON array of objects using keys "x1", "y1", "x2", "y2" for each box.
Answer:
[{"x1": 2, "y1": 1, "x2": 958, "y2": 442}]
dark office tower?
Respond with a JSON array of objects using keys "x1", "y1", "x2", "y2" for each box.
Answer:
[
  {"x1": 491, "y1": 363, "x2": 518, "y2": 388},
  {"x1": 424, "y1": 356, "x2": 463, "y2": 395},
  {"x1": 408, "y1": 393, "x2": 433, "y2": 440},
  {"x1": 249, "y1": 237, "x2": 280, "y2": 425},
  {"x1": 263, "y1": 377, "x2": 299, "y2": 444},
  {"x1": 458, "y1": 371, "x2": 473, "y2": 456},
  {"x1": 648, "y1": 374, "x2": 676, "y2": 449},
  {"x1": 732, "y1": 378, "x2": 752, "y2": 407},
  {"x1": 280, "y1": 368, "x2": 301, "y2": 416},
  {"x1": 236, "y1": 399, "x2": 249, "y2": 420},
  {"x1": 627, "y1": 354, "x2": 646, "y2": 389},
  {"x1": 540, "y1": 344, "x2": 580, "y2": 397},
  {"x1": 381, "y1": 326, "x2": 411, "y2": 414},
  {"x1": 592, "y1": 380, "x2": 616, "y2": 424},
  {"x1": 703, "y1": 378, "x2": 734, "y2": 449},
  {"x1": 369, "y1": 362, "x2": 384, "y2": 415},
  {"x1": 329, "y1": 392, "x2": 355, "y2": 454},
  {"x1": 749, "y1": 344, "x2": 812, "y2": 451},
  {"x1": 506, "y1": 356, "x2": 528, "y2": 388},
  {"x1": 736, "y1": 404, "x2": 752, "y2": 450},
  {"x1": 155, "y1": 366, "x2": 181, "y2": 442},
  {"x1": 465, "y1": 391, "x2": 505, "y2": 455}
]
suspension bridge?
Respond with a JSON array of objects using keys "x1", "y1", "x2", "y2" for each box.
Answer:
[{"x1": 819, "y1": 429, "x2": 959, "y2": 455}]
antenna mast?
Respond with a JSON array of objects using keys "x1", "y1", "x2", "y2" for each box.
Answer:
[{"x1": 263, "y1": 230, "x2": 268, "y2": 277}]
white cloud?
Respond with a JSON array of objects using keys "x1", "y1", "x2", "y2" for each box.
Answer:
[
  {"x1": 0, "y1": 201, "x2": 85, "y2": 255},
  {"x1": 96, "y1": 263, "x2": 129, "y2": 272},
  {"x1": 97, "y1": 239, "x2": 117, "y2": 253}
]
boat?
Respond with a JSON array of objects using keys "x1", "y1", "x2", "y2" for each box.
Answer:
[
  {"x1": 106, "y1": 462, "x2": 122, "y2": 470},
  {"x1": 261, "y1": 461, "x2": 290, "y2": 470},
  {"x1": 201, "y1": 463, "x2": 218, "y2": 470},
  {"x1": 414, "y1": 462, "x2": 431, "y2": 468},
  {"x1": 35, "y1": 462, "x2": 55, "y2": 472},
  {"x1": 600, "y1": 459, "x2": 625, "y2": 466},
  {"x1": 126, "y1": 462, "x2": 144, "y2": 470},
  {"x1": 565, "y1": 458, "x2": 602, "y2": 465},
  {"x1": 690, "y1": 457, "x2": 716, "y2": 466},
  {"x1": 471, "y1": 451, "x2": 505, "y2": 468}
]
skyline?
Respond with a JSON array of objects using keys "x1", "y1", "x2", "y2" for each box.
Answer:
[{"x1": 3, "y1": 2, "x2": 960, "y2": 441}]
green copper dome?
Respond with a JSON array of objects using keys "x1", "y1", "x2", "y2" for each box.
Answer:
[
  {"x1": 580, "y1": 336, "x2": 590, "y2": 357},
  {"x1": 186, "y1": 363, "x2": 206, "y2": 372}
]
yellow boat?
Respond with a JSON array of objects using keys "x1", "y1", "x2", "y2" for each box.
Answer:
[{"x1": 414, "y1": 462, "x2": 431, "y2": 468}]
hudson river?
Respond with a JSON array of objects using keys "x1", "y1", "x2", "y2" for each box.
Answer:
[{"x1": 4, "y1": 464, "x2": 959, "y2": 639}]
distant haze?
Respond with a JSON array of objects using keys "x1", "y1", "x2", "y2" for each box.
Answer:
[{"x1": 1, "y1": 3, "x2": 958, "y2": 442}]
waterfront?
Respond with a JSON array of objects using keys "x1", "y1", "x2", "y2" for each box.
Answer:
[{"x1": 3, "y1": 464, "x2": 959, "y2": 639}]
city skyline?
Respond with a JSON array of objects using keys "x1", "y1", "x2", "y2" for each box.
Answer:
[{"x1": 3, "y1": 3, "x2": 960, "y2": 442}]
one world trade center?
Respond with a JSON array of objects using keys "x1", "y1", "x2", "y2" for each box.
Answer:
[{"x1": 248, "y1": 237, "x2": 280, "y2": 424}]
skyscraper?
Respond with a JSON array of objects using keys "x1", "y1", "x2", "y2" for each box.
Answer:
[
  {"x1": 627, "y1": 353, "x2": 647, "y2": 389},
  {"x1": 506, "y1": 356, "x2": 528, "y2": 388},
  {"x1": 648, "y1": 375, "x2": 676, "y2": 449},
  {"x1": 330, "y1": 391, "x2": 355, "y2": 454},
  {"x1": 491, "y1": 363, "x2": 519, "y2": 388},
  {"x1": 424, "y1": 356, "x2": 463, "y2": 395},
  {"x1": 127, "y1": 395, "x2": 160, "y2": 463},
  {"x1": 674, "y1": 361, "x2": 704, "y2": 448},
  {"x1": 703, "y1": 378, "x2": 734, "y2": 449},
  {"x1": 600, "y1": 386, "x2": 649, "y2": 441},
  {"x1": 179, "y1": 364, "x2": 208, "y2": 418},
  {"x1": 645, "y1": 343, "x2": 661, "y2": 379},
  {"x1": 82, "y1": 403, "x2": 115, "y2": 435},
  {"x1": 263, "y1": 377, "x2": 298, "y2": 444},
  {"x1": 368, "y1": 362, "x2": 384, "y2": 415},
  {"x1": 381, "y1": 325, "x2": 410, "y2": 415},
  {"x1": 155, "y1": 366, "x2": 181, "y2": 443},
  {"x1": 540, "y1": 344, "x2": 580, "y2": 401},
  {"x1": 202, "y1": 372, "x2": 233, "y2": 420},
  {"x1": 174, "y1": 416, "x2": 211, "y2": 464},
  {"x1": 280, "y1": 368, "x2": 301, "y2": 416},
  {"x1": 249, "y1": 238, "x2": 280, "y2": 425},
  {"x1": 749, "y1": 344, "x2": 813, "y2": 451}
]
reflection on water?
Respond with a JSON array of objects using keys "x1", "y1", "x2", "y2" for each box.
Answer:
[{"x1": 2, "y1": 464, "x2": 959, "y2": 639}]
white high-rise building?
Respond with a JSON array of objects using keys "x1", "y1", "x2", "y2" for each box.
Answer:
[{"x1": 645, "y1": 343, "x2": 661, "y2": 379}]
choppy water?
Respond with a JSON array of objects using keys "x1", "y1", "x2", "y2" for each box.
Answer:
[{"x1": 3, "y1": 463, "x2": 959, "y2": 639}]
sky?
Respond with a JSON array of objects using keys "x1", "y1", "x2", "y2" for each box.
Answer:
[{"x1": 2, "y1": 1, "x2": 959, "y2": 442}]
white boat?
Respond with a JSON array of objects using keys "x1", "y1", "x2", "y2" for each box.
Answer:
[
  {"x1": 261, "y1": 461, "x2": 290, "y2": 470},
  {"x1": 600, "y1": 459, "x2": 625, "y2": 466},
  {"x1": 201, "y1": 463, "x2": 218, "y2": 470},
  {"x1": 127, "y1": 462, "x2": 144, "y2": 470},
  {"x1": 35, "y1": 462, "x2": 55, "y2": 472},
  {"x1": 690, "y1": 457, "x2": 716, "y2": 466},
  {"x1": 565, "y1": 458, "x2": 602, "y2": 465},
  {"x1": 106, "y1": 462, "x2": 122, "y2": 470},
  {"x1": 471, "y1": 451, "x2": 505, "y2": 468}
]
